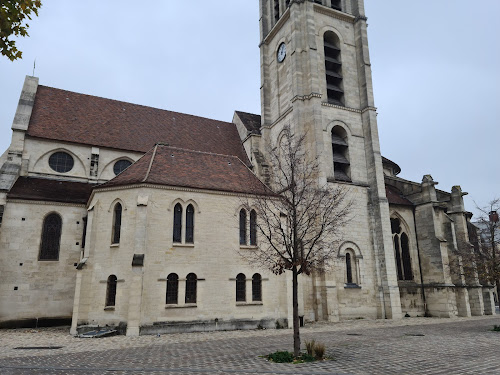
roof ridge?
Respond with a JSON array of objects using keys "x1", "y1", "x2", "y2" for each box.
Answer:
[
  {"x1": 156, "y1": 144, "x2": 247, "y2": 161},
  {"x1": 143, "y1": 144, "x2": 159, "y2": 183},
  {"x1": 37, "y1": 85, "x2": 234, "y2": 126}
]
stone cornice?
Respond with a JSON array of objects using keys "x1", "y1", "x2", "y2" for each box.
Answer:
[
  {"x1": 261, "y1": 8, "x2": 291, "y2": 46},
  {"x1": 313, "y1": 3, "x2": 356, "y2": 24},
  {"x1": 291, "y1": 92, "x2": 322, "y2": 103},
  {"x1": 321, "y1": 102, "x2": 377, "y2": 114},
  {"x1": 7, "y1": 198, "x2": 86, "y2": 208}
]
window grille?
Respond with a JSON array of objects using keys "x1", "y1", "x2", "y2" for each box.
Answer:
[
  {"x1": 185, "y1": 273, "x2": 197, "y2": 304},
  {"x1": 113, "y1": 160, "x2": 132, "y2": 175},
  {"x1": 332, "y1": 127, "x2": 350, "y2": 181},
  {"x1": 186, "y1": 204, "x2": 194, "y2": 243},
  {"x1": 112, "y1": 203, "x2": 122, "y2": 244},
  {"x1": 39, "y1": 213, "x2": 62, "y2": 260},
  {"x1": 252, "y1": 273, "x2": 262, "y2": 301},
  {"x1": 166, "y1": 273, "x2": 179, "y2": 304},
  {"x1": 173, "y1": 203, "x2": 182, "y2": 243},
  {"x1": 324, "y1": 32, "x2": 344, "y2": 106},
  {"x1": 274, "y1": 0, "x2": 280, "y2": 22},
  {"x1": 49, "y1": 152, "x2": 74, "y2": 173},
  {"x1": 106, "y1": 275, "x2": 117, "y2": 307},
  {"x1": 331, "y1": 0, "x2": 342, "y2": 11},
  {"x1": 236, "y1": 273, "x2": 246, "y2": 302},
  {"x1": 250, "y1": 210, "x2": 257, "y2": 246},
  {"x1": 239, "y1": 210, "x2": 247, "y2": 245}
]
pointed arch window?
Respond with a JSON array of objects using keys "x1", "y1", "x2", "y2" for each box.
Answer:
[
  {"x1": 166, "y1": 273, "x2": 179, "y2": 305},
  {"x1": 250, "y1": 210, "x2": 257, "y2": 246},
  {"x1": 106, "y1": 275, "x2": 117, "y2": 307},
  {"x1": 236, "y1": 273, "x2": 246, "y2": 302},
  {"x1": 112, "y1": 203, "x2": 122, "y2": 244},
  {"x1": 185, "y1": 273, "x2": 197, "y2": 304},
  {"x1": 239, "y1": 209, "x2": 247, "y2": 245},
  {"x1": 391, "y1": 217, "x2": 414, "y2": 281},
  {"x1": 332, "y1": 126, "x2": 350, "y2": 182},
  {"x1": 39, "y1": 213, "x2": 62, "y2": 260},
  {"x1": 186, "y1": 204, "x2": 194, "y2": 243},
  {"x1": 324, "y1": 31, "x2": 344, "y2": 106},
  {"x1": 173, "y1": 203, "x2": 182, "y2": 243},
  {"x1": 252, "y1": 273, "x2": 262, "y2": 301}
]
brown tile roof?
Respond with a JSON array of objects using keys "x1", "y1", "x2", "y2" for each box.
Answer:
[
  {"x1": 385, "y1": 185, "x2": 413, "y2": 206},
  {"x1": 100, "y1": 145, "x2": 271, "y2": 195},
  {"x1": 8, "y1": 177, "x2": 93, "y2": 204},
  {"x1": 27, "y1": 85, "x2": 249, "y2": 163},
  {"x1": 235, "y1": 111, "x2": 261, "y2": 134}
]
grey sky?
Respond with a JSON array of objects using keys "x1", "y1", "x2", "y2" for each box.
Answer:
[{"x1": 0, "y1": 1, "x2": 498, "y2": 217}]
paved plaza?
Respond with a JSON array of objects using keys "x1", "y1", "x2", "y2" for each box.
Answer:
[{"x1": 0, "y1": 315, "x2": 499, "y2": 374}]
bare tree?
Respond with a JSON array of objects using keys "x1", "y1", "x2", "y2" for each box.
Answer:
[
  {"x1": 452, "y1": 199, "x2": 500, "y2": 300},
  {"x1": 240, "y1": 126, "x2": 352, "y2": 356}
]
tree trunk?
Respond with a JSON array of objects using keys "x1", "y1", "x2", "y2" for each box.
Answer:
[{"x1": 292, "y1": 265, "x2": 300, "y2": 357}]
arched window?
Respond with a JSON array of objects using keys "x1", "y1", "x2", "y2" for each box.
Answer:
[
  {"x1": 112, "y1": 203, "x2": 122, "y2": 244},
  {"x1": 250, "y1": 210, "x2": 257, "y2": 246},
  {"x1": 252, "y1": 273, "x2": 262, "y2": 301},
  {"x1": 332, "y1": 126, "x2": 350, "y2": 182},
  {"x1": 239, "y1": 209, "x2": 247, "y2": 245},
  {"x1": 236, "y1": 273, "x2": 246, "y2": 302},
  {"x1": 186, "y1": 204, "x2": 194, "y2": 243},
  {"x1": 173, "y1": 203, "x2": 182, "y2": 243},
  {"x1": 166, "y1": 273, "x2": 179, "y2": 305},
  {"x1": 346, "y1": 253, "x2": 353, "y2": 284},
  {"x1": 106, "y1": 275, "x2": 117, "y2": 307},
  {"x1": 39, "y1": 213, "x2": 62, "y2": 260},
  {"x1": 391, "y1": 217, "x2": 414, "y2": 281},
  {"x1": 185, "y1": 273, "x2": 197, "y2": 304},
  {"x1": 324, "y1": 31, "x2": 343, "y2": 106}
]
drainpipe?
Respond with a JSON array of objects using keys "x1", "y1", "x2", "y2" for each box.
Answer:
[{"x1": 412, "y1": 208, "x2": 428, "y2": 317}]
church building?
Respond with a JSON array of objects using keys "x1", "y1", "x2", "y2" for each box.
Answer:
[{"x1": 0, "y1": 0, "x2": 495, "y2": 335}]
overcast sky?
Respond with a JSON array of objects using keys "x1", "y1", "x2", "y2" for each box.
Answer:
[{"x1": 0, "y1": 1, "x2": 498, "y2": 217}]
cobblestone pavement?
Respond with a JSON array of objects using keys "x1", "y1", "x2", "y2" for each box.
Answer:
[{"x1": 0, "y1": 315, "x2": 499, "y2": 374}]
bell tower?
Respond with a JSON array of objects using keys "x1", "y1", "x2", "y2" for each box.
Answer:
[{"x1": 258, "y1": 0, "x2": 403, "y2": 319}]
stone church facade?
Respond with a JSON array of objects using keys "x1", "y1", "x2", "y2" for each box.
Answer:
[{"x1": 0, "y1": 0, "x2": 495, "y2": 335}]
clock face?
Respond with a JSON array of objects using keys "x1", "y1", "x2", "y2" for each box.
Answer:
[{"x1": 277, "y1": 43, "x2": 286, "y2": 63}]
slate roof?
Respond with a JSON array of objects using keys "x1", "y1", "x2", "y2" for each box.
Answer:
[
  {"x1": 100, "y1": 145, "x2": 271, "y2": 196},
  {"x1": 385, "y1": 185, "x2": 413, "y2": 206},
  {"x1": 27, "y1": 86, "x2": 249, "y2": 163},
  {"x1": 8, "y1": 177, "x2": 94, "y2": 204},
  {"x1": 235, "y1": 111, "x2": 261, "y2": 134}
]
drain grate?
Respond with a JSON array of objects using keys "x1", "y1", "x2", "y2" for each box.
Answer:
[
  {"x1": 404, "y1": 333, "x2": 425, "y2": 337},
  {"x1": 14, "y1": 346, "x2": 63, "y2": 350}
]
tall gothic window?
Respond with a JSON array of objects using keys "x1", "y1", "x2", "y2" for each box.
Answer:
[
  {"x1": 186, "y1": 204, "x2": 194, "y2": 243},
  {"x1": 391, "y1": 217, "x2": 414, "y2": 281},
  {"x1": 106, "y1": 275, "x2": 117, "y2": 307},
  {"x1": 332, "y1": 126, "x2": 350, "y2": 182},
  {"x1": 166, "y1": 273, "x2": 179, "y2": 305},
  {"x1": 239, "y1": 209, "x2": 247, "y2": 245},
  {"x1": 173, "y1": 203, "x2": 182, "y2": 243},
  {"x1": 236, "y1": 273, "x2": 246, "y2": 302},
  {"x1": 185, "y1": 273, "x2": 197, "y2": 304},
  {"x1": 324, "y1": 31, "x2": 344, "y2": 106},
  {"x1": 39, "y1": 213, "x2": 62, "y2": 260},
  {"x1": 252, "y1": 273, "x2": 262, "y2": 301},
  {"x1": 250, "y1": 210, "x2": 257, "y2": 246},
  {"x1": 112, "y1": 203, "x2": 122, "y2": 244}
]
